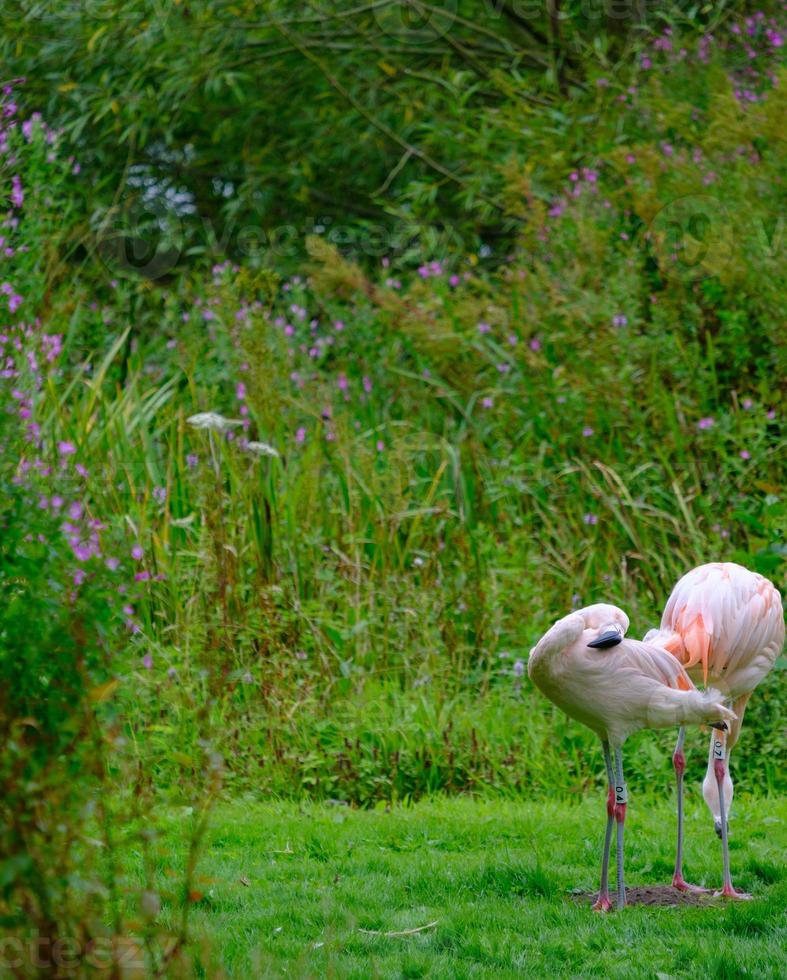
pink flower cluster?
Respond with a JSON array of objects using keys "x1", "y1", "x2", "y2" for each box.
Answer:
[{"x1": 2, "y1": 81, "x2": 157, "y2": 649}]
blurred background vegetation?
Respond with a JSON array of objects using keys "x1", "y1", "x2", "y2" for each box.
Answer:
[
  {"x1": 1, "y1": 1, "x2": 785, "y2": 973},
  {"x1": 8, "y1": 0, "x2": 786, "y2": 270}
]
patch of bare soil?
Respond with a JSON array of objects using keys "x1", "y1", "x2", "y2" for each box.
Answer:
[{"x1": 578, "y1": 886, "x2": 720, "y2": 908}]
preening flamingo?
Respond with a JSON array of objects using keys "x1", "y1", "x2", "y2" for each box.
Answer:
[
  {"x1": 645, "y1": 562, "x2": 785, "y2": 898},
  {"x1": 528, "y1": 604, "x2": 736, "y2": 911}
]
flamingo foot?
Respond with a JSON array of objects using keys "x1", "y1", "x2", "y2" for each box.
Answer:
[
  {"x1": 591, "y1": 893, "x2": 613, "y2": 913},
  {"x1": 672, "y1": 873, "x2": 711, "y2": 894},
  {"x1": 714, "y1": 885, "x2": 752, "y2": 900}
]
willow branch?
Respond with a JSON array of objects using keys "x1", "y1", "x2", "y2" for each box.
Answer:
[{"x1": 268, "y1": 14, "x2": 510, "y2": 216}]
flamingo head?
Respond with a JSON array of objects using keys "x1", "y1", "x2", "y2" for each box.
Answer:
[{"x1": 577, "y1": 604, "x2": 629, "y2": 650}]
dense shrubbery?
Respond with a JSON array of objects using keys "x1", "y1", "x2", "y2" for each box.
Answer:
[
  {"x1": 0, "y1": 10, "x2": 785, "y2": 969},
  {"x1": 0, "y1": 86, "x2": 221, "y2": 977},
  {"x1": 0, "y1": 5, "x2": 784, "y2": 945},
  {"x1": 5, "y1": 2, "x2": 784, "y2": 268}
]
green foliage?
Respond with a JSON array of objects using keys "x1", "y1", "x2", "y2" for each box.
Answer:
[
  {"x1": 4, "y1": 9, "x2": 785, "y2": 813},
  {"x1": 1, "y1": 6, "x2": 786, "y2": 973},
  {"x1": 0, "y1": 1, "x2": 759, "y2": 267},
  {"x1": 0, "y1": 90, "x2": 218, "y2": 977}
]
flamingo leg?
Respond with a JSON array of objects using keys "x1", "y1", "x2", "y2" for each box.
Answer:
[
  {"x1": 614, "y1": 747, "x2": 627, "y2": 910},
  {"x1": 592, "y1": 741, "x2": 615, "y2": 912},
  {"x1": 672, "y1": 726, "x2": 710, "y2": 894},
  {"x1": 713, "y1": 731, "x2": 751, "y2": 900}
]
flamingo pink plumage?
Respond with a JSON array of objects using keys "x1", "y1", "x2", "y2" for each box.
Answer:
[
  {"x1": 528, "y1": 603, "x2": 736, "y2": 911},
  {"x1": 645, "y1": 562, "x2": 785, "y2": 898}
]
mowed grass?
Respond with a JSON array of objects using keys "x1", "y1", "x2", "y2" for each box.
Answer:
[{"x1": 143, "y1": 795, "x2": 787, "y2": 978}]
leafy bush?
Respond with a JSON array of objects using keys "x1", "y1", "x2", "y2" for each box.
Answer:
[
  {"x1": 3, "y1": 2, "x2": 770, "y2": 267},
  {"x1": 1, "y1": 9, "x2": 785, "y2": 820},
  {"x1": 0, "y1": 86, "x2": 218, "y2": 976}
]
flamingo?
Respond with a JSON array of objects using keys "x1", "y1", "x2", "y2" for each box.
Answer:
[
  {"x1": 528, "y1": 603, "x2": 736, "y2": 911},
  {"x1": 644, "y1": 562, "x2": 784, "y2": 899}
]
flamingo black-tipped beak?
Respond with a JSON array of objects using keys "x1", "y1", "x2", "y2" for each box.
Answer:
[
  {"x1": 587, "y1": 629, "x2": 623, "y2": 649},
  {"x1": 711, "y1": 722, "x2": 729, "y2": 732}
]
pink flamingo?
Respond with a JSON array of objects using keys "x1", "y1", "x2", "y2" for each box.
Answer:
[
  {"x1": 528, "y1": 603, "x2": 736, "y2": 911},
  {"x1": 645, "y1": 562, "x2": 784, "y2": 898}
]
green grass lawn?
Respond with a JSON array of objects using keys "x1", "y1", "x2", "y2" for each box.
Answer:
[{"x1": 148, "y1": 795, "x2": 787, "y2": 978}]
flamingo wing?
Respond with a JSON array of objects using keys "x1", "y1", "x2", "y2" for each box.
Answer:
[
  {"x1": 660, "y1": 562, "x2": 784, "y2": 690},
  {"x1": 607, "y1": 640, "x2": 695, "y2": 693}
]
